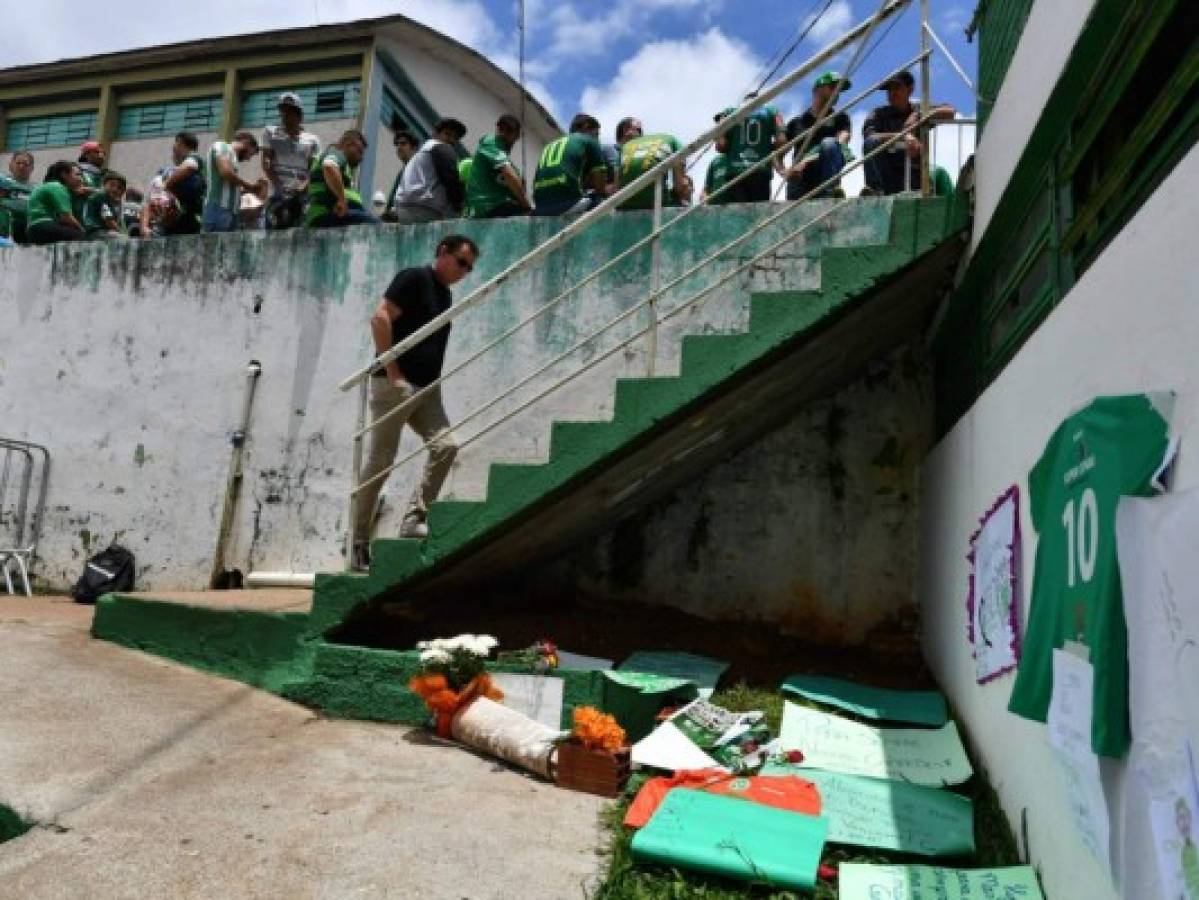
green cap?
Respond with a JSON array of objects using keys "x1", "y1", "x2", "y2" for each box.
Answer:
[{"x1": 814, "y1": 71, "x2": 850, "y2": 90}]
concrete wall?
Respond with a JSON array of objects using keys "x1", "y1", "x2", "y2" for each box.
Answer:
[
  {"x1": 0, "y1": 198, "x2": 894, "y2": 591},
  {"x1": 529, "y1": 345, "x2": 930, "y2": 646},
  {"x1": 972, "y1": 0, "x2": 1095, "y2": 249},
  {"x1": 919, "y1": 145, "x2": 1199, "y2": 900}
]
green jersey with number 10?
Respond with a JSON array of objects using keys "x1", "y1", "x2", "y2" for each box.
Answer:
[
  {"x1": 720, "y1": 106, "x2": 782, "y2": 173},
  {"x1": 1008, "y1": 393, "x2": 1172, "y2": 757}
]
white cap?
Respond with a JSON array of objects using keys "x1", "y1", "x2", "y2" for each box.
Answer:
[{"x1": 372, "y1": 191, "x2": 387, "y2": 206}]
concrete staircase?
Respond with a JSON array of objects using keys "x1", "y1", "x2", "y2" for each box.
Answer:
[
  {"x1": 92, "y1": 195, "x2": 965, "y2": 724},
  {"x1": 308, "y1": 196, "x2": 962, "y2": 634}
]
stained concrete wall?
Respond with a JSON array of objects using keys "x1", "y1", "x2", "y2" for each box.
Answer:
[
  {"x1": 526, "y1": 345, "x2": 931, "y2": 646},
  {"x1": 919, "y1": 145, "x2": 1199, "y2": 900},
  {"x1": 0, "y1": 199, "x2": 895, "y2": 592}
]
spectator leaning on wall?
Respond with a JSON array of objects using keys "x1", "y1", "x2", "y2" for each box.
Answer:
[
  {"x1": 786, "y1": 71, "x2": 854, "y2": 200},
  {"x1": 533, "y1": 113, "x2": 608, "y2": 217},
  {"x1": 0, "y1": 150, "x2": 35, "y2": 242},
  {"x1": 25, "y1": 161, "x2": 85, "y2": 245},
  {"x1": 162, "y1": 132, "x2": 206, "y2": 235},
  {"x1": 393, "y1": 118, "x2": 468, "y2": 225},
  {"x1": 306, "y1": 129, "x2": 377, "y2": 228},
  {"x1": 617, "y1": 127, "x2": 692, "y2": 210},
  {"x1": 261, "y1": 92, "x2": 321, "y2": 230},
  {"x1": 381, "y1": 128, "x2": 419, "y2": 222},
  {"x1": 466, "y1": 114, "x2": 533, "y2": 218},
  {"x1": 352, "y1": 233, "x2": 480, "y2": 571},
  {"x1": 76, "y1": 141, "x2": 106, "y2": 193},
  {"x1": 81, "y1": 170, "x2": 127, "y2": 239},
  {"x1": 202, "y1": 132, "x2": 266, "y2": 234},
  {"x1": 861, "y1": 70, "x2": 956, "y2": 195}
]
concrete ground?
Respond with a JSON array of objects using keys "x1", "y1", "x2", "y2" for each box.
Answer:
[{"x1": 0, "y1": 595, "x2": 607, "y2": 900}]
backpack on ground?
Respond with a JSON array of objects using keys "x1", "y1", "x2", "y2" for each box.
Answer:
[{"x1": 71, "y1": 545, "x2": 135, "y2": 605}]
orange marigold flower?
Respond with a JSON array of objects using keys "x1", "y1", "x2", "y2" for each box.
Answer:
[
  {"x1": 427, "y1": 689, "x2": 461, "y2": 714},
  {"x1": 571, "y1": 706, "x2": 626, "y2": 751}
]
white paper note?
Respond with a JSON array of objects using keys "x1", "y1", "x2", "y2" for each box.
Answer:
[{"x1": 491, "y1": 672, "x2": 565, "y2": 730}]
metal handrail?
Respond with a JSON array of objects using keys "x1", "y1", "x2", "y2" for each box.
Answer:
[
  {"x1": 351, "y1": 49, "x2": 931, "y2": 444},
  {"x1": 337, "y1": 0, "x2": 912, "y2": 393},
  {"x1": 350, "y1": 113, "x2": 941, "y2": 499}
]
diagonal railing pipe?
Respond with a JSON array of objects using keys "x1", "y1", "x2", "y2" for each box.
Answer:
[
  {"x1": 337, "y1": 0, "x2": 911, "y2": 393},
  {"x1": 350, "y1": 51, "x2": 930, "y2": 444},
  {"x1": 350, "y1": 113, "x2": 940, "y2": 499}
]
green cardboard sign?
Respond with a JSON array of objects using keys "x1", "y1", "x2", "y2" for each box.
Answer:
[
  {"x1": 762, "y1": 765, "x2": 974, "y2": 856},
  {"x1": 839, "y1": 864, "x2": 1044, "y2": 899},
  {"x1": 632, "y1": 788, "x2": 827, "y2": 891},
  {"x1": 781, "y1": 675, "x2": 948, "y2": 726},
  {"x1": 618, "y1": 651, "x2": 729, "y2": 698}
]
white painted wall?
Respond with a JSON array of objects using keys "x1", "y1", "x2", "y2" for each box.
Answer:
[
  {"x1": 0, "y1": 199, "x2": 889, "y2": 591},
  {"x1": 972, "y1": 0, "x2": 1096, "y2": 250},
  {"x1": 920, "y1": 145, "x2": 1199, "y2": 900},
  {"x1": 379, "y1": 37, "x2": 550, "y2": 190}
]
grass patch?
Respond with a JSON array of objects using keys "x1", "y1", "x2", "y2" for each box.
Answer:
[{"x1": 590, "y1": 683, "x2": 1021, "y2": 899}]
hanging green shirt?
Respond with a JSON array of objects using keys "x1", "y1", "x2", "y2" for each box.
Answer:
[
  {"x1": 306, "y1": 147, "x2": 363, "y2": 224},
  {"x1": 533, "y1": 132, "x2": 605, "y2": 208},
  {"x1": 1009, "y1": 393, "x2": 1172, "y2": 757},
  {"x1": 1182, "y1": 841, "x2": 1199, "y2": 897},
  {"x1": 26, "y1": 182, "x2": 74, "y2": 228},
  {"x1": 719, "y1": 106, "x2": 783, "y2": 174},
  {"x1": 458, "y1": 156, "x2": 473, "y2": 184},
  {"x1": 618, "y1": 133, "x2": 683, "y2": 210},
  {"x1": 466, "y1": 135, "x2": 520, "y2": 217},
  {"x1": 81, "y1": 192, "x2": 120, "y2": 236},
  {"x1": 704, "y1": 153, "x2": 732, "y2": 205}
]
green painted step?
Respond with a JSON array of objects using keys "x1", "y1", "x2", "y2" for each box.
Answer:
[{"x1": 306, "y1": 197, "x2": 955, "y2": 633}]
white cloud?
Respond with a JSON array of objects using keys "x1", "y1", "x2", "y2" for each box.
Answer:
[
  {"x1": 806, "y1": 0, "x2": 854, "y2": 46},
  {"x1": 393, "y1": 0, "x2": 503, "y2": 51},
  {"x1": 539, "y1": 0, "x2": 724, "y2": 63},
  {"x1": 579, "y1": 28, "x2": 761, "y2": 152}
]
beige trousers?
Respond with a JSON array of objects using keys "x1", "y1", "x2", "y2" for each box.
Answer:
[{"x1": 354, "y1": 378, "x2": 458, "y2": 541}]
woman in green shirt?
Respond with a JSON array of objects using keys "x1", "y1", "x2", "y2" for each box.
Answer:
[{"x1": 27, "y1": 161, "x2": 85, "y2": 245}]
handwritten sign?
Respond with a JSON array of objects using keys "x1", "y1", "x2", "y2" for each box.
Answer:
[
  {"x1": 779, "y1": 702, "x2": 973, "y2": 786},
  {"x1": 1048, "y1": 649, "x2": 1111, "y2": 873},
  {"x1": 968, "y1": 487, "x2": 1022, "y2": 683},
  {"x1": 762, "y1": 765, "x2": 974, "y2": 856},
  {"x1": 839, "y1": 864, "x2": 1044, "y2": 900}
]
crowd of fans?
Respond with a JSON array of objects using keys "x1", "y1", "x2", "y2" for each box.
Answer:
[{"x1": 0, "y1": 71, "x2": 955, "y2": 247}]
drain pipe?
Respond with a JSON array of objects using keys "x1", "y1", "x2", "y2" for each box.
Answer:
[
  {"x1": 245, "y1": 571, "x2": 315, "y2": 589},
  {"x1": 209, "y1": 360, "x2": 262, "y2": 589}
]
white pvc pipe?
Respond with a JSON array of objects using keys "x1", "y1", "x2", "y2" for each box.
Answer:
[{"x1": 246, "y1": 572, "x2": 315, "y2": 589}]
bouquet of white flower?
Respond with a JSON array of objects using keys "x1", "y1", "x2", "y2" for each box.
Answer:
[{"x1": 415, "y1": 633, "x2": 499, "y2": 691}]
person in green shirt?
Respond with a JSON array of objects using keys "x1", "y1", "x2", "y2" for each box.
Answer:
[
  {"x1": 307, "y1": 129, "x2": 377, "y2": 228},
  {"x1": 466, "y1": 114, "x2": 533, "y2": 218},
  {"x1": 617, "y1": 130, "x2": 691, "y2": 211},
  {"x1": 0, "y1": 150, "x2": 35, "y2": 242},
  {"x1": 82, "y1": 171, "x2": 127, "y2": 239},
  {"x1": 533, "y1": 113, "x2": 609, "y2": 217},
  {"x1": 202, "y1": 131, "x2": 265, "y2": 233},
  {"x1": 26, "y1": 161, "x2": 85, "y2": 244},
  {"x1": 703, "y1": 135, "x2": 733, "y2": 206},
  {"x1": 77, "y1": 141, "x2": 106, "y2": 191},
  {"x1": 715, "y1": 96, "x2": 786, "y2": 203},
  {"x1": 162, "y1": 131, "x2": 206, "y2": 236}
]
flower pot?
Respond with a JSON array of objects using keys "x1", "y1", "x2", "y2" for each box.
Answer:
[{"x1": 555, "y1": 741, "x2": 631, "y2": 798}]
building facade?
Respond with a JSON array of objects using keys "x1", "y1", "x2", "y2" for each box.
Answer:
[
  {"x1": 921, "y1": 1, "x2": 1197, "y2": 898},
  {"x1": 0, "y1": 15, "x2": 559, "y2": 203}
]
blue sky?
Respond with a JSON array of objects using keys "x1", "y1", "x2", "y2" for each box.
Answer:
[{"x1": 6, "y1": 0, "x2": 978, "y2": 183}]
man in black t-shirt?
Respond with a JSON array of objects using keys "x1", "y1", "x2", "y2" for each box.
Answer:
[
  {"x1": 352, "y1": 234, "x2": 481, "y2": 569},
  {"x1": 861, "y1": 70, "x2": 956, "y2": 194},
  {"x1": 785, "y1": 71, "x2": 853, "y2": 201}
]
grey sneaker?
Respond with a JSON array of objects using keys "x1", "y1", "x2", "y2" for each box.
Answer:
[
  {"x1": 351, "y1": 541, "x2": 371, "y2": 572},
  {"x1": 399, "y1": 514, "x2": 428, "y2": 539}
]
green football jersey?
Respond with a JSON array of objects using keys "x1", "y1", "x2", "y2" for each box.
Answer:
[
  {"x1": 704, "y1": 153, "x2": 732, "y2": 204},
  {"x1": 1009, "y1": 393, "x2": 1172, "y2": 757},
  {"x1": 466, "y1": 135, "x2": 520, "y2": 217},
  {"x1": 305, "y1": 148, "x2": 363, "y2": 225},
  {"x1": 720, "y1": 106, "x2": 782, "y2": 174},
  {"x1": 81, "y1": 191, "x2": 120, "y2": 236},
  {"x1": 26, "y1": 182, "x2": 73, "y2": 228},
  {"x1": 533, "y1": 133, "x2": 605, "y2": 207},
  {"x1": 618, "y1": 133, "x2": 682, "y2": 210}
]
